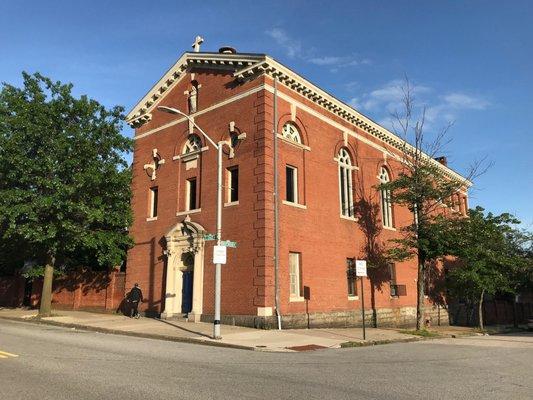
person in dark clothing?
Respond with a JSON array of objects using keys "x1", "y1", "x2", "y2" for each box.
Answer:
[{"x1": 126, "y1": 283, "x2": 144, "y2": 318}]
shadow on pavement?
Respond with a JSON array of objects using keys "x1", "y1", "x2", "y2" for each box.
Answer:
[{"x1": 155, "y1": 318, "x2": 212, "y2": 339}]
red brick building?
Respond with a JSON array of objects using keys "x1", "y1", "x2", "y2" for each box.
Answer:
[{"x1": 125, "y1": 42, "x2": 469, "y2": 328}]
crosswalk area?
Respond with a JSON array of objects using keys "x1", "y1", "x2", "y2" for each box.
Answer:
[{"x1": 0, "y1": 349, "x2": 19, "y2": 359}]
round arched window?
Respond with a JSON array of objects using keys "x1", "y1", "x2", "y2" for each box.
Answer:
[
  {"x1": 182, "y1": 134, "x2": 202, "y2": 154},
  {"x1": 281, "y1": 123, "x2": 302, "y2": 144}
]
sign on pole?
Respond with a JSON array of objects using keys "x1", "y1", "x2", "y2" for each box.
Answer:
[
  {"x1": 356, "y1": 259, "x2": 367, "y2": 340},
  {"x1": 355, "y1": 260, "x2": 367, "y2": 277},
  {"x1": 220, "y1": 240, "x2": 237, "y2": 248},
  {"x1": 213, "y1": 245, "x2": 227, "y2": 264}
]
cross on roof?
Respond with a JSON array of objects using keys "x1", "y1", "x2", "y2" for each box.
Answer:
[{"x1": 192, "y1": 35, "x2": 204, "y2": 52}]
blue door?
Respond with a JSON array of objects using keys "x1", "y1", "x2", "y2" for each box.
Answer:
[{"x1": 181, "y1": 271, "x2": 194, "y2": 314}]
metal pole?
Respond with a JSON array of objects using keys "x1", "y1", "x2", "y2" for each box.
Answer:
[
  {"x1": 214, "y1": 142, "x2": 223, "y2": 339},
  {"x1": 361, "y1": 277, "x2": 366, "y2": 340},
  {"x1": 273, "y1": 77, "x2": 281, "y2": 330}
]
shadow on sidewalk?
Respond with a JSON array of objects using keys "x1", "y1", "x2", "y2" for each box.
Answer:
[{"x1": 155, "y1": 318, "x2": 212, "y2": 339}]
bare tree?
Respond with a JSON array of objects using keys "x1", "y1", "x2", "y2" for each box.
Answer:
[{"x1": 381, "y1": 76, "x2": 489, "y2": 330}]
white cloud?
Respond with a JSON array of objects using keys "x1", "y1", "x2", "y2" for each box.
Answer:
[
  {"x1": 442, "y1": 93, "x2": 490, "y2": 110},
  {"x1": 348, "y1": 79, "x2": 490, "y2": 132},
  {"x1": 265, "y1": 28, "x2": 370, "y2": 68},
  {"x1": 265, "y1": 28, "x2": 303, "y2": 58}
]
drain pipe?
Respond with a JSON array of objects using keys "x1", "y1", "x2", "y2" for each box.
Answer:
[{"x1": 273, "y1": 76, "x2": 282, "y2": 330}]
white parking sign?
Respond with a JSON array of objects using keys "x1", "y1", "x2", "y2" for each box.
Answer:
[
  {"x1": 355, "y1": 260, "x2": 367, "y2": 277},
  {"x1": 213, "y1": 245, "x2": 227, "y2": 264}
]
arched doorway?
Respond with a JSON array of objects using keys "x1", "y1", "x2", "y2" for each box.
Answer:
[{"x1": 161, "y1": 217, "x2": 206, "y2": 321}]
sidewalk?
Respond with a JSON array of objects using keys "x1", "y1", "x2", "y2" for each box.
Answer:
[{"x1": 0, "y1": 307, "x2": 439, "y2": 352}]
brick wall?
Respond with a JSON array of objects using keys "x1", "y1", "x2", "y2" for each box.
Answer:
[{"x1": 30, "y1": 270, "x2": 125, "y2": 312}]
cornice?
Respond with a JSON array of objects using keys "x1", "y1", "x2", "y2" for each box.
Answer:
[{"x1": 126, "y1": 52, "x2": 471, "y2": 187}]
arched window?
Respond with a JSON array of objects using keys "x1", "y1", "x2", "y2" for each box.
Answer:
[
  {"x1": 379, "y1": 167, "x2": 393, "y2": 228},
  {"x1": 182, "y1": 134, "x2": 202, "y2": 154},
  {"x1": 281, "y1": 122, "x2": 302, "y2": 144},
  {"x1": 338, "y1": 148, "x2": 354, "y2": 218}
]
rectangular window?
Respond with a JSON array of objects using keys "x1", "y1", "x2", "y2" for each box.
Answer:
[
  {"x1": 149, "y1": 187, "x2": 158, "y2": 218},
  {"x1": 289, "y1": 252, "x2": 302, "y2": 298},
  {"x1": 186, "y1": 178, "x2": 197, "y2": 211},
  {"x1": 389, "y1": 264, "x2": 398, "y2": 297},
  {"x1": 227, "y1": 167, "x2": 239, "y2": 203},
  {"x1": 286, "y1": 166, "x2": 298, "y2": 203},
  {"x1": 347, "y1": 258, "x2": 357, "y2": 296}
]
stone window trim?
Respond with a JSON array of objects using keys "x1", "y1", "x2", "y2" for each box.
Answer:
[
  {"x1": 224, "y1": 201, "x2": 239, "y2": 207},
  {"x1": 289, "y1": 296, "x2": 305, "y2": 303},
  {"x1": 176, "y1": 208, "x2": 201, "y2": 217},
  {"x1": 282, "y1": 200, "x2": 307, "y2": 209},
  {"x1": 277, "y1": 133, "x2": 311, "y2": 151},
  {"x1": 378, "y1": 166, "x2": 394, "y2": 228},
  {"x1": 146, "y1": 216, "x2": 158, "y2": 222},
  {"x1": 173, "y1": 146, "x2": 209, "y2": 161},
  {"x1": 348, "y1": 295, "x2": 360, "y2": 301},
  {"x1": 338, "y1": 148, "x2": 356, "y2": 218},
  {"x1": 148, "y1": 186, "x2": 158, "y2": 219}
]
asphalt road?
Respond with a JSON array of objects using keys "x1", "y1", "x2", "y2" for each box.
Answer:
[{"x1": 0, "y1": 319, "x2": 531, "y2": 400}]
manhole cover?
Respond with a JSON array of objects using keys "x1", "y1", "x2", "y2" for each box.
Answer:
[{"x1": 286, "y1": 344, "x2": 327, "y2": 352}]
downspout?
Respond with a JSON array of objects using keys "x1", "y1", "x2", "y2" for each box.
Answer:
[{"x1": 273, "y1": 76, "x2": 282, "y2": 330}]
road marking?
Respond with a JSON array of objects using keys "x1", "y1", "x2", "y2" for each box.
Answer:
[{"x1": 0, "y1": 350, "x2": 19, "y2": 358}]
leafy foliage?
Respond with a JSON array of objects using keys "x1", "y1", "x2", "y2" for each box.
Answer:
[
  {"x1": 0, "y1": 72, "x2": 133, "y2": 274},
  {"x1": 447, "y1": 207, "x2": 533, "y2": 307}
]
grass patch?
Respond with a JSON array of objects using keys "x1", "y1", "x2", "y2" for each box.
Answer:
[{"x1": 399, "y1": 329, "x2": 441, "y2": 338}]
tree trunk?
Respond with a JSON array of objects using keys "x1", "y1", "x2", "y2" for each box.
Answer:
[
  {"x1": 478, "y1": 289, "x2": 485, "y2": 331},
  {"x1": 39, "y1": 255, "x2": 55, "y2": 317},
  {"x1": 416, "y1": 256, "x2": 425, "y2": 330}
]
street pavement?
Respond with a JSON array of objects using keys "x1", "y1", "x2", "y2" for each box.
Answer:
[{"x1": 0, "y1": 319, "x2": 531, "y2": 400}]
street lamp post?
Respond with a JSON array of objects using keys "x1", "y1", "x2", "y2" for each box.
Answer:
[{"x1": 157, "y1": 106, "x2": 223, "y2": 339}]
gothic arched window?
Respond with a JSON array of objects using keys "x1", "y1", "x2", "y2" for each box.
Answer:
[
  {"x1": 379, "y1": 167, "x2": 393, "y2": 228},
  {"x1": 281, "y1": 122, "x2": 302, "y2": 144},
  {"x1": 182, "y1": 134, "x2": 202, "y2": 154},
  {"x1": 338, "y1": 148, "x2": 354, "y2": 218}
]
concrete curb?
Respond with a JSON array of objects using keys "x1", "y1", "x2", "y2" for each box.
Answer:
[{"x1": 0, "y1": 315, "x2": 255, "y2": 352}]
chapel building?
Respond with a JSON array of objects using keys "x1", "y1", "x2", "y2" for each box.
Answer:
[{"x1": 125, "y1": 40, "x2": 469, "y2": 328}]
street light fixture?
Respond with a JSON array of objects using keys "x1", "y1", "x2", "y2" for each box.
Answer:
[{"x1": 157, "y1": 105, "x2": 227, "y2": 339}]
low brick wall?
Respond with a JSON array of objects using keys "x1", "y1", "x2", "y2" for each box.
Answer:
[
  {"x1": 0, "y1": 276, "x2": 25, "y2": 307},
  {"x1": 28, "y1": 270, "x2": 126, "y2": 312}
]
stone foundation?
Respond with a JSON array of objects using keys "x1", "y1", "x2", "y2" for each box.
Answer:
[{"x1": 200, "y1": 305, "x2": 449, "y2": 330}]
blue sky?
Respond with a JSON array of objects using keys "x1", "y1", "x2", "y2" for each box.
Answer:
[{"x1": 1, "y1": 1, "x2": 531, "y2": 226}]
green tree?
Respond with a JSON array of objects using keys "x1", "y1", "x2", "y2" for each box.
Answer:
[
  {"x1": 0, "y1": 72, "x2": 133, "y2": 316},
  {"x1": 380, "y1": 78, "x2": 484, "y2": 330},
  {"x1": 446, "y1": 207, "x2": 528, "y2": 330}
]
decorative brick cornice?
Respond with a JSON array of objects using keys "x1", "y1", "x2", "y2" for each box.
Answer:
[{"x1": 126, "y1": 52, "x2": 471, "y2": 186}]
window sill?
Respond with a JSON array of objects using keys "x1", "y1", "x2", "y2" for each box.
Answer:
[
  {"x1": 282, "y1": 200, "x2": 307, "y2": 209},
  {"x1": 289, "y1": 296, "x2": 305, "y2": 303},
  {"x1": 382, "y1": 225, "x2": 397, "y2": 231},
  {"x1": 172, "y1": 146, "x2": 209, "y2": 161},
  {"x1": 224, "y1": 201, "x2": 239, "y2": 207},
  {"x1": 176, "y1": 208, "x2": 201, "y2": 216},
  {"x1": 146, "y1": 217, "x2": 158, "y2": 222},
  {"x1": 340, "y1": 215, "x2": 358, "y2": 222},
  {"x1": 277, "y1": 134, "x2": 311, "y2": 151},
  {"x1": 348, "y1": 296, "x2": 359, "y2": 301}
]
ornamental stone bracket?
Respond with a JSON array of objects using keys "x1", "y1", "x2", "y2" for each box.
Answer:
[{"x1": 143, "y1": 148, "x2": 165, "y2": 180}]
